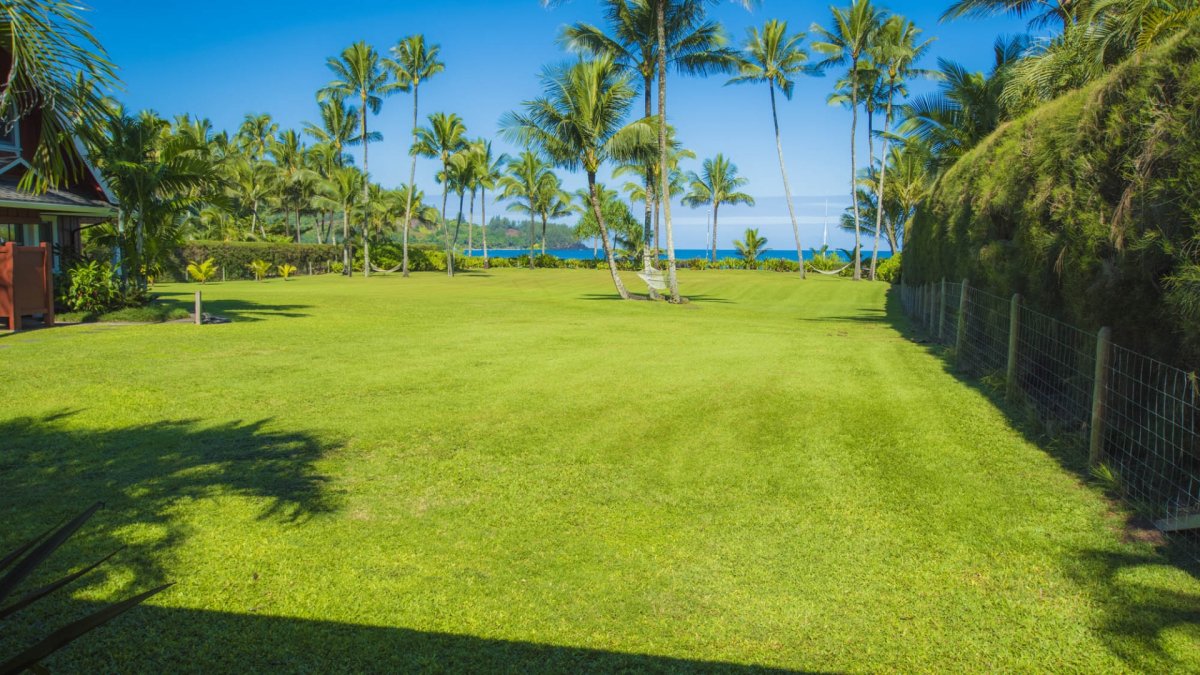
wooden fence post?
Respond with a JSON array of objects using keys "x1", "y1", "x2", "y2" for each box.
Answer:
[
  {"x1": 1007, "y1": 293, "x2": 1022, "y2": 401},
  {"x1": 938, "y1": 279, "x2": 947, "y2": 343},
  {"x1": 1089, "y1": 327, "x2": 1113, "y2": 467},
  {"x1": 194, "y1": 291, "x2": 202, "y2": 326}
]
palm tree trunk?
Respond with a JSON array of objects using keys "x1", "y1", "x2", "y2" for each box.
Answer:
[
  {"x1": 641, "y1": 74, "x2": 658, "y2": 284},
  {"x1": 362, "y1": 91, "x2": 371, "y2": 279},
  {"x1": 871, "y1": 95, "x2": 893, "y2": 281},
  {"x1": 528, "y1": 197, "x2": 536, "y2": 269},
  {"x1": 711, "y1": 201, "x2": 721, "y2": 264},
  {"x1": 403, "y1": 84, "x2": 419, "y2": 278},
  {"x1": 440, "y1": 175, "x2": 454, "y2": 277},
  {"x1": 468, "y1": 188, "x2": 475, "y2": 254},
  {"x1": 540, "y1": 214, "x2": 547, "y2": 255},
  {"x1": 482, "y1": 188, "x2": 490, "y2": 269},
  {"x1": 770, "y1": 83, "x2": 805, "y2": 279},
  {"x1": 850, "y1": 64, "x2": 862, "y2": 281},
  {"x1": 342, "y1": 207, "x2": 350, "y2": 275},
  {"x1": 588, "y1": 171, "x2": 629, "y2": 300},
  {"x1": 657, "y1": 0, "x2": 681, "y2": 302}
]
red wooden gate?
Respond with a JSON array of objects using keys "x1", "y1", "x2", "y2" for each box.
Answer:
[{"x1": 0, "y1": 242, "x2": 54, "y2": 330}]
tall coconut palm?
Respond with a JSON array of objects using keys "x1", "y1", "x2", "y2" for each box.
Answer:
[
  {"x1": 321, "y1": 41, "x2": 389, "y2": 277},
  {"x1": 866, "y1": 15, "x2": 930, "y2": 279},
  {"x1": 728, "y1": 19, "x2": 809, "y2": 278},
  {"x1": 498, "y1": 150, "x2": 553, "y2": 269},
  {"x1": 412, "y1": 112, "x2": 467, "y2": 276},
  {"x1": 0, "y1": 0, "x2": 117, "y2": 192},
  {"x1": 474, "y1": 140, "x2": 507, "y2": 269},
  {"x1": 682, "y1": 154, "x2": 755, "y2": 263},
  {"x1": 812, "y1": 0, "x2": 884, "y2": 281},
  {"x1": 386, "y1": 35, "x2": 445, "y2": 277},
  {"x1": 500, "y1": 57, "x2": 656, "y2": 300},
  {"x1": 270, "y1": 129, "x2": 312, "y2": 244},
  {"x1": 561, "y1": 0, "x2": 735, "y2": 282}
]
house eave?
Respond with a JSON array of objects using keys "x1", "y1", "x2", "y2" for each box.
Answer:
[{"x1": 0, "y1": 198, "x2": 116, "y2": 218}]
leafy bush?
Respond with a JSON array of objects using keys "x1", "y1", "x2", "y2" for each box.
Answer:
[
  {"x1": 352, "y1": 242, "x2": 446, "y2": 272},
  {"x1": 905, "y1": 25, "x2": 1200, "y2": 366},
  {"x1": 808, "y1": 252, "x2": 846, "y2": 272},
  {"x1": 330, "y1": 261, "x2": 345, "y2": 275},
  {"x1": 186, "y1": 258, "x2": 218, "y2": 284},
  {"x1": 876, "y1": 254, "x2": 902, "y2": 284},
  {"x1": 64, "y1": 261, "x2": 122, "y2": 312},
  {"x1": 760, "y1": 258, "x2": 801, "y2": 273},
  {"x1": 178, "y1": 241, "x2": 339, "y2": 281},
  {"x1": 247, "y1": 259, "x2": 272, "y2": 281}
]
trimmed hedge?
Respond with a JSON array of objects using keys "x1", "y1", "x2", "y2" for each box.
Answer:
[
  {"x1": 905, "y1": 25, "x2": 1200, "y2": 367},
  {"x1": 177, "y1": 241, "x2": 341, "y2": 281}
]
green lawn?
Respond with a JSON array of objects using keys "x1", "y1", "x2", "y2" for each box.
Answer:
[{"x1": 3, "y1": 269, "x2": 1198, "y2": 672}]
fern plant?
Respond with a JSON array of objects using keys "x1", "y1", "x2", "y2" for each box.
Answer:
[
  {"x1": 277, "y1": 263, "x2": 297, "y2": 280},
  {"x1": 186, "y1": 258, "x2": 218, "y2": 284},
  {"x1": 247, "y1": 259, "x2": 272, "y2": 281}
]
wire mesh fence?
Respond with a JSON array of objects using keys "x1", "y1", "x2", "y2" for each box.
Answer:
[{"x1": 900, "y1": 280, "x2": 1200, "y2": 555}]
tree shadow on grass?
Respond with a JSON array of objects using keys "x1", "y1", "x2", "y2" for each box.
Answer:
[
  {"x1": 0, "y1": 411, "x2": 339, "y2": 602},
  {"x1": 881, "y1": 287, "x2": 1200, "y2": 669},
  {"x1": 153, "y1": 290, "x2": 312, "y2": 322},
  {"x1": 41, "y1": 602, "x2": 824, "y2": 673}
]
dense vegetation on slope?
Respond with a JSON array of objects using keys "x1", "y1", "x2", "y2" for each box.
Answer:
[{"x1": 904, "y1": 23, "x2": 1200, "y2": 367}]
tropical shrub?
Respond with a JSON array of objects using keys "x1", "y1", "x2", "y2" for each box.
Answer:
[
  {"x1": 186, "y1": 258, "x2": 218, "y2": 284},
  {"x1": 330, "y1": 261, "x2": 345, "y2": 275},
  {"x1": 876, "y1": 254, "x2": 902, "y2": 284},
  {"x1": 905, "y1": 23, "x2": 1200, "y2": 366},
  {"x1": 278, "y1": 263, "x2": 297, "y2": 280},
  {"x1": 64, "y1": 261, "x2": 122, "y2": 312},
  {"x1": 247, "y1": 259, "x2": 272, "y2": 281},
  {"x1": 0, "y1": 503, "x2": 170, "y2": 673},
  {"x1": 760, "y1": 258, "x2": 801, "y2": 273}
]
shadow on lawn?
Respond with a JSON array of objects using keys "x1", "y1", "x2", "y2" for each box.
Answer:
[
  {"x1": 881, "y1": 287, "x2": 1200, "y2": 669},
  {"x1": 37, "y1": 602, "x2": 824, "y2": 673},
  {"x1": 0, "y1": 411, "x2": 338, "y2": 597},
  {"x1": 155, "y1": 291, "x2": 312, "y2": 322}
]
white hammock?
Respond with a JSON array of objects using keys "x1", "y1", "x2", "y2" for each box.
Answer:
[
  {"x1": 370, "y1": 261, "x2": 405, "y2": 274},
  {"x1": 805, "y1": 262, "x2": 853, "y2": 276}
]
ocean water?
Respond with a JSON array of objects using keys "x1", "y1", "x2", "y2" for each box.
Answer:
[{"x1": 463, "y1": 248, "x2": 895, "y2": 262}]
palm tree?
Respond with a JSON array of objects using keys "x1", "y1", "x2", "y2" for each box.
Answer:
[
  {"x1": 734, "y1": 227, "x2": 768, "y2": 266},
  {"x1": 90, "y1": 109, "x2": 215, "y2": 286},
  {"x1": 304, "y1": 97, "x2": 368, "y2": 169},
  {"x1": 236, "y1": 113, "x2": 278, "y2": 163},
  {"x1": 812, "y1": 0, "x2": 884, "y2": 281},
  {"x1": 386, "y1": 35, "x2": 445, "y2": 277},
  {"x1": 474, "y1": 141, "x2": 507, "y2": 269},
  {"x1": 942, "y1": 0, "x2": 1081, "y2": 29},
  {"x1": 501, "y1": 57, "x2": 656, "y2": 300},
  {"x1": 498, "y1": 150, "x2": 552, "y2": 269},
  {"x1": 728, "y1": 19, "x2": 808, "y2": 278},
  {"x1": 328, "y1": 166, "x2": 365, "y2": 272},
  {"x1": 0, "y1": 0, "x2": 117, "y2": 192},
  {"x1": 533, "y1": 171, "x2": 571, "y2": 255},
  {"x1": 901, "y1": 37, "x2": 1024, "y2": 171},
  {"x1": 562, "y1": 0, "x2": 735, "y2": 282},
  {"x1": 682, "y1": 154, "x2": 755, "y2": 263},
  {"x1": 866, "y1": 15, "x2": 930, "y2": 280},
  {"x1": 321, "y1": 42, "x2": 389, "y2": 278},
  {"x1": 413, "y1": 112, "x2": 468, "y2": 276}
]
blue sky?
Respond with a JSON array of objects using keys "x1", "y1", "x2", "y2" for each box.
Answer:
[{"x1": 87, "y1": 1, "x2": 1026, "y2": 249}]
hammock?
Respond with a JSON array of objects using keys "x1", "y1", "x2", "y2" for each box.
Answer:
[
  {"x1": 638, "y1": 269, "x2": 667, "y2": 291},
  {"x1": 805, "y1": 262, "x2": 853, "y2": 276},
  {"x1": 370, "y1": 261, "x2": 405, "y2": 274}
]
